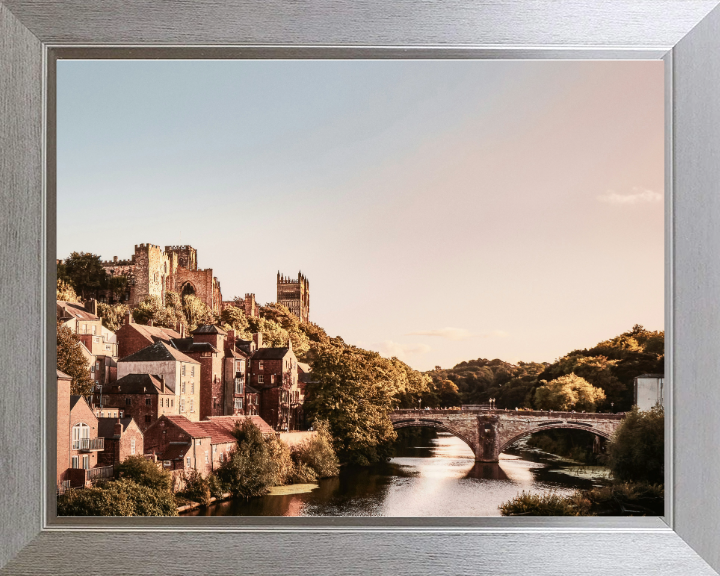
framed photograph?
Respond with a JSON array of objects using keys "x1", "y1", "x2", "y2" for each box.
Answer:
[{"x1": 2, "y1": 1, "x2": 720, "y2": 574}]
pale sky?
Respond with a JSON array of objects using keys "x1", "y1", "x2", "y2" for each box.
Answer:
[{"x1": 57, "y1": 60, "x2": 664, "y2": 371}]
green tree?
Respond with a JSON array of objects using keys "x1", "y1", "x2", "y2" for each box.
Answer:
[
  {"x1": 106, "y1": 275, "x2": 128, "y2": 303},
  {"x1": 216, "y1": 420, "x2": 280, "y2": 498},
  {"x1": 437, "y1": 379, "x2": 461, "y2": 407},
  {"x1": 57, "y1": 478, "x2": 177, "y2": 516},
  {"x1": 62, "y1": 252, "x2": 108, "y2": 299},
  {"x1": 533, "y1": 374, "x2": 606, "y2": 412},
  {"x1": 304, "y1": 344, "x2": 397, "y2": 466},
  {"x1": 605, "y1": 406, "x2": 664, "y2": 484},
  {"x1": 115, "y1": 454, "x2": 174, "y2": 492},
  {"x1": 182, "y1": 294, "x2": 215, "y2": 331},
  {"x1": 56, "y1": 278, "x2": 80, "y2": 303},
  {"x1": 97, "y1": 302, "x2": 129, "y2": 331},
  {"x1": 132, "y1": 293, "x2": 186, "y2": 330},
  {"x1": 220, "y1": 305, "x2": 251, "y2": 337},
  {"x1": 56, "y1": 324, "x2": 93, "y2": 396}
]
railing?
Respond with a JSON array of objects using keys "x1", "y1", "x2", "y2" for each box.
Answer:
[
  {"x1": 86, "y1": 465, "x2": 114, "y2": 482},
  {"x1": 72, "y1": 437, "x2": 104, "y2": 451},
  {"x1": 56, "y1": 480, "x2": 71, "y2": 495}
]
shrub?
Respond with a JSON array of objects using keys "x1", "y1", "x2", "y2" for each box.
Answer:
[
  {"x1": 605, "y1": 406, "x2": 664, "y2": 484},
  {"x1": 216, "y1": 420, "x2": 280, "y2": 498},
  {"x1": 207, "y1": 474, "x2": 226, "y2": 499},
  {"x1": 292, "y1": 420, "x2": 340, "y2": 479},
  {"x1": 288, "y1": 462, "x2": 318, "y2": 484},
  {"x1": 57, "y1": 478, "x2": 177, "y2": 516},
  {"x1": 266, "y1": 434, "x2": 294, "y2": 486},
  {"x1": 179, "y1": 470, "x2": 211, "y2": 506},
  {"x1": 115, "y1": 455, "x2": 173, "y2": 492},
  {"x1": 499, "y1": 491, "x2": 591, "y2": 516}
]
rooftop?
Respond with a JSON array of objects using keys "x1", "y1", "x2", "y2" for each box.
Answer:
[
  {"x1": 191, "y1": 324, "x2": 227, "y2": 336},
  {"x1": 57, "y1": 301, "x2": 99, "y2": 321},
  {"x1": 252, "y1": 347, "x2": 292, "y2": 360},
  {"x1": 205, "y1": 415, "x2": 275, "y2": 436},
  {"x1": 97, "y1": 417, "x2": 136, "y2": 438},
  {"x1": 118, "y1": 341, "x2": 199, "y2": 365},
  {"x1": 101, "y1": 373, "x2": 174, "y2": 394}
]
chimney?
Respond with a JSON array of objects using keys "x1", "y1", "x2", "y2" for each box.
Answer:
[
  {"x1": 85, "y1": 299, "x2": 98, "y2": 316},
  {"x1": 114, "y1": 417, "x2": 123, "y2": 436},
  {"x1": 180, "y1": 323, "x2": 186, "y2": 338},
  {"x1": 113, "y1": 256, "x2": 118, "y2": 263},
  {"x1": 124, "y1": 310, "x2": 133, "y2": 325},
  {"x1": 148, "y1": 319, "x2": 153, "y2": 327},
  {"x1": 253, "y1": 332, "x2": 263, "y2": 349},
  {"x1": 287, "y1": 337, "x2": 292, "y2": 352},
  {"x1": 158, "y1": 374, "x2": 166, "y2": 393},
  {"x1": 227, "y1": 329, "x2": 236, "y2": 351}
]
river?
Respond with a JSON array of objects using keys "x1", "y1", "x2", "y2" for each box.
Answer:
[{"x1": 184, "y1": 430, "x2": 609, "y2": 517}]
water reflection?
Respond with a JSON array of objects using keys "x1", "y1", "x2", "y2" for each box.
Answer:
[{"x1": 186, "y1": 431, "x2": 600, "y2": 517}]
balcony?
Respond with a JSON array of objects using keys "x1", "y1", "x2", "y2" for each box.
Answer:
[
  {"x1": 86, "y1": 465, "x2": 114, "y2": 483},
  {"x1": 72, "y1": 437, "x2": 104, "y2": 451}
]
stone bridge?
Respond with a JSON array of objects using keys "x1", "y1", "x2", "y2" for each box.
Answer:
[{"x1": 389, "y1": 409, "x2": 625, "y2": 462}]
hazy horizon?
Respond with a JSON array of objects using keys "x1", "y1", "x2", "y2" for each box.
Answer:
[{"x1": 57, "y1": 60, "x2": 664, "y2": 371}]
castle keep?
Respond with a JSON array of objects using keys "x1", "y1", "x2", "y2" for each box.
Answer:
[
  {"x1": 101, "y1": 244, "x2": 223, "y2": 315},
  {"x1": 277, "y1": 272, "x2": 310, "y2": 323}
]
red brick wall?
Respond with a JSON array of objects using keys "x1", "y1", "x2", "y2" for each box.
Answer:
[
  {"x1": 116, "y1": 323, "x2": 153, "y2": 359},
  {"x1": 69, "y1": 398, "x2": 100, "y2": 472},
  {"x1": 98, "y1": 422, "x2": 144, "y2": 466},
  {"x1": 100, "y1": 392, "x2": 176, "y2": 432},
  {"x1": 57, "y1": 377, "x2": 71, "y2": 484}
]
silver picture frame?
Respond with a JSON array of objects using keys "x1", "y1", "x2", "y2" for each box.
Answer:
[{"x1": 2, "y1": 1, "x2": 720, "y2": 574}]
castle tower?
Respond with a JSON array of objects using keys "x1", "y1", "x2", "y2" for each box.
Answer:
[{"x1": 277, "y1": 271, "x2": 310, "y2": 323}]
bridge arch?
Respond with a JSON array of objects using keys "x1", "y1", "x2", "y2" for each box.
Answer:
[
  {"x1": 498, "y1": 423, "x2": 612, "y2": 456},
  {"x1": 391, "y1": 419, "x2": 476, "y2": 456}
]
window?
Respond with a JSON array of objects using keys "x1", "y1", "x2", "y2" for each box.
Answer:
[
  {"x1": 90, "y1": 365, "x2": 94, "y2": 373},
  {"x1": 237, "y1": 361, "x2": 244, "y2": 371},
  {"x1": 71, "y1": 423, "x2": 90, "y2": 449},
  {"x1": 271, "y1": 374, "x2": 275, "y2": 384},
  {"x1": 259, "y1": 361, "x2": 264, "y2": 370},
  {"x1": 191, "y1": 366, "x2": 194, "y2": 376},
  {"x1": 82, "y1": 455, "x2": 89, "y2": 469},
  {"x1": 125, "y1": 398, "x2": 131, "y2": 405},
  {"x1": 205, "y1": 451, "x2": 209, "y2": 464},
  {"x1": 71, "y1": 456, "x2": 79, "y2": 469},
  {"x1": 92, "y1": 325, "x2": 96, "y2": 335},
  {"x1": 94, "y1": 337, "x2": 100, "y2": 343},
  {"x1": 191, "y1": 382, "x2": 194, "y2": 394},
  {"x1": 163, "y1": 460, "x2": 171, "y2": 468},
  {"x1": 182, "y1": 365, "x2": 186, "y2": 376},
  {"x1": 171, "y1": 398, "x2": 174, "y2": 407},
  {"x1": 130, "y1": 438, "x2": 136, "y2": 455},
  {"x1": 160, "y1": 398, "x2": 163, "y2": 408},
  {"x1": 189, "y1": 399, "x2": 194, "y2": 412},
  {"x1": 258, "y1": 374, "x2": 264, "y2": 384},
  {"x1": 145, "y1": 415, "x2": 151, "y2": 424},
  {"x1": 235, "y1": 380, "x2": 243, "y2": 394},
  {"x1": 145, "y1": 398, "x2": 151, "y2": 406},
  {"x1": 180, "y1": 399, "x2": 185, "y2": 412},
  {"x1": 186, "y1": 457, "x2": 191, "y2": 467},
  {"x1": 234, "y1": 398, "x2": 243, "y2": 411},
  {"x1": 220, "y1": 452, "x2": 224, "y2": 463},
  {"x1": 182, "y1": 382, "x2": 186, "y2": 393},
  {"x1": 212, "y1": 445, "x2": 217, "y2": 455}
]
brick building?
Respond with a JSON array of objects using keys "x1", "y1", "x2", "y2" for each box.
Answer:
[
  {"x1": 56, "y1": 370, "x2": 72, "y2": 489},
  {"x1": 171, "y1": 326, "x2": 251, "y2": 420},
  {"x1": 57, "y1": 300, "x2": 118, "y2": 386},
  {"x1": 277, "y1": 271, "x2": 310, "y2": 323},
  {"x1": 116, "y1": 341, "x2": 201, "y2": 423},
  {"x1": 205, "y1": 415, "x2": 275, "y2": 438},
  {"x1": 248, "y1": 340, "x2": 302, "y2": 431},
  {"x1": 115, "y1": 311, "x2": 181, "y2": 359},
  {"x1": 67, "y1": 395, "x2": 107, "y2": 487},
  {"x1": 99, "y1": 243, "x2": 223, "y2": 314},
  {"x1": 96, "y1": 373, "x2": 178, "y2": 432},
  {"x1": 97, "y1": 417, "x2": 144, "y2": 466},
  {"x1": 143, "y1": 415, "x2": 237, "y2": 478}
]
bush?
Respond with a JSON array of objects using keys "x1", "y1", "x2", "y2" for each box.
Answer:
[
  {"x1": 179, "y1": 470, "x2": 211, "y2": 506},
  {"x1": 115, "y1": 455, "x2": 173, "y2": 492},
  {"x1": 605, "y1": 406, "x2": 664, "y2": 484},
  {"x1": 217, "y1": 420, "x2": 281, "y2": 498},
  {"x1": 207, "y1": 474, "x2": 226, "y2": 499},
  {"x1": 288, "y1": 462, "x2": 318, "y2": 484},
  {"x1": 57, "y1": 478, "x2": 177, "y2": 516},
  {"x1": 266, "y1": 434, "x2": 294, "y2": 486},
  {"x1": 499, "y1": 491, "x2": 591, "y2": 516},
  {"x1": 292, "y1": 420, "x2": 340, "y2": 479}
]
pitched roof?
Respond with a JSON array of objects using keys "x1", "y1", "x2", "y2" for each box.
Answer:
[
  {"x1": 246, "y1": 385, "x2": 260, "y2": 395},
  {"x1": 191, "y1": 324, "x2": 227, "y2": 336},
  {"x1": 296, "y1": 362, "x2": 311, "y2": 373},
  {"x1": 170, "y1": 338, "x2": 219, "y2": 355},
  {"x1": 97, "y1": 417, "x2": 136, "y2": 438},
  {"x1": 57, "y1": 301, "x2": 99, "y2": 321},
  {"x1": 57, "y1": 369, "x2": 72, "y2": 380},
  {"x1": 118, "y1": 341, "x2": 199, "y2": 365},
  {"x1": 205, "y1": 415, "x2": 275, "y2": 436},
  {"x1": 123, "y1": 322, "x2": 181, "y2": 346},
  {"x1": 251, "y1": 347, "x2": 291, "y2": 360},
  {"x1": 163, "y1": 415, "x2": 236, "y2": 445},
  {"x1": 101, "y1": 373, "x2": 174, "y2": 394}
]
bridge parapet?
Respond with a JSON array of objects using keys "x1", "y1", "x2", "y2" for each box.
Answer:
[{"x1": 389, "y1": 409, "x2": 624, "y2": 463}]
